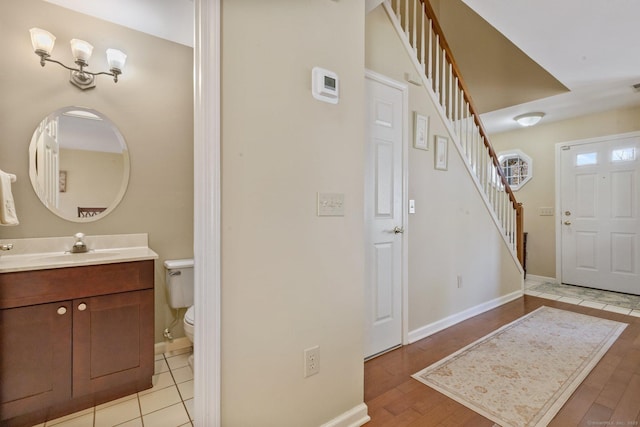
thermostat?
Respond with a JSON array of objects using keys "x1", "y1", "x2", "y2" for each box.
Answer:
[{"x1": 312, "y1": 67, "x2": 339, "y2": 104}]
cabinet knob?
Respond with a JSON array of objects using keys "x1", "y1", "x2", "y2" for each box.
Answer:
[
  {"x1": 57, "y1": 306, "x2": 67, "y2": 315},
  {"x1": 78, "y1": 303, "x2": 87, "y2": 311}
]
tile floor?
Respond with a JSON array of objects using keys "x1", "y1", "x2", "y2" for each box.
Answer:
[
  {"x1": 32, "y1": 347, "x2": 194, "y2": 427},
  {"x1": 525, "y1": 278, "x2": 640, "y2": 318}
]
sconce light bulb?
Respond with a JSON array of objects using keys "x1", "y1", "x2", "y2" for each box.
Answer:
[
  {"x1": 29, "y1": 28, "x2": 56, "y2": 56},
  {"x1": 106, "y1": 48, "x2": 127, "y2": 74},
  {"x1": 70, "y1": 38, "x2": 93, "y2": 64}
]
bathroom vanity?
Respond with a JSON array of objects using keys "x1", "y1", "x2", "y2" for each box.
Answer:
[{"x1": 0, "y1": 235, "x2": 157, "y2": 427}]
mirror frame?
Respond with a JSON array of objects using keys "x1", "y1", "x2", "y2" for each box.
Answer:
[{"x1": 28, "y1": 106, "x2": 130, "y2": 222}]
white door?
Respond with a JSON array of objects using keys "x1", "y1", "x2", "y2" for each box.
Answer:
[
  {"x1": 364, "y1": 72, "x2": 406, "y2": 359},
  {"x1": 34, "y1": 117, "x2": 60, "y2": 209},
  {"x1": 560, "y1": 135, "x2": 640, "y2": 294}
]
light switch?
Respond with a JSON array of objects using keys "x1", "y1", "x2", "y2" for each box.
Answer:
[
  {"x1": 317, "y1": 193, "x2": 345, "y2": 216},
  {"x1": 539, "y1": 207, "x2": 554, "y2": 216},
  {"x1": 409, "y1": 199, "x2": 416, "y2": 214}
]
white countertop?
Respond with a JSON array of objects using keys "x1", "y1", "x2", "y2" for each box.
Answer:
[{"x1": 0, "y1": 234, "x2": 158, "y2": 273}]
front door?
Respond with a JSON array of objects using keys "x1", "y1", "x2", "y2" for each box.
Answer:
[
  {"x1": 560, "y1": 134, "x2": 640, "y2": 295},
  {"x1": 364, "y1": 71, "x2": 406, "y2": 359}
]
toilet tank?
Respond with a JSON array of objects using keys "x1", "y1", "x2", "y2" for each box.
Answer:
[{"x1": 163, "y1": 258, "x2": 194, "y2": 309}]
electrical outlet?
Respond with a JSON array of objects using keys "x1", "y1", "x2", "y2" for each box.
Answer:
[
  {"x1": 304, "y1": 346, "x2": 320, "y2": 378},
  {"x1": 457, "y1": 275, "x2": 463, "y2": 288}
]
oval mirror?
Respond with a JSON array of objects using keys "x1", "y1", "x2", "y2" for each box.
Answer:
[{"x1": 29, "y1": 106, "x2": 130, "y2": 222}]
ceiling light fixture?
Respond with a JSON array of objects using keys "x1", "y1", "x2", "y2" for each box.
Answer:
[
  {"x1": 29, "y1": 28, "x2": 126, "y2": 90},
  {"x1": 514, "y1": 112, "x2": 545, "y2": 127}
]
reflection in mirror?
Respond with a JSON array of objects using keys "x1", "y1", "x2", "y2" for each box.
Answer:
[{"x1": 29, "y1": 106, "x2": 130, "y2": 222}]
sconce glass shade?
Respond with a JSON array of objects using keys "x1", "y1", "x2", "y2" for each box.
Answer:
[
  {"x1": 29, "y1": 28, "x2": 56, "y2": 56},
  {"x1": 514, "y1": 112, "x2": 545, "y2": 127},
  {"x1": 70, "y1": 39, "x2": 93, "y2": 63},
  {"x1": 106, "y1": 49, "x2": 127, "y2": 73}
]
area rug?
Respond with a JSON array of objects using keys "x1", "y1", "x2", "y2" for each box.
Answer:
[{"x1": 412, "y1": 306, "x2": 627, "y2": 427}]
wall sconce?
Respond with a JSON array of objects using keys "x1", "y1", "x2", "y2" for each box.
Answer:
[
  {"x1": 29, "y1": 28, "x2": 126, "y2": 90},
  {"x1": 514, "y1": 112, "x2": 545, "y2": 127}
]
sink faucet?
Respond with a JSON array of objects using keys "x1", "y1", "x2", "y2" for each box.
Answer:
[{"x1": 70, "y1": 233, "x2": 89, "y2": 253}]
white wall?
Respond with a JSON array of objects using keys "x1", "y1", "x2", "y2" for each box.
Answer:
[
  {"x1": 220, "y1": 1, "x2": 366, "y2": 425},
  {"x1": 491, "y1": 106, "x2": 640, "y2": 278},
  {"x1": 365, "y1": 6, "x2": 522, "y2": 334}
]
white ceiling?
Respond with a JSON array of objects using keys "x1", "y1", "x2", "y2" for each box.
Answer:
[
  {"x1": 462, "y1": 0, "x2": 640, "y2": 133},
  {"x1": 43, "y1": 0, "x2": 194, "y2": 47},
  {"x1": 44, "y1": 0, "x2": 640, "y2": 134}
]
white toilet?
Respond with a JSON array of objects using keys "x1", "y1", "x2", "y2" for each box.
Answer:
[{"x1": 164, "y1": 258, "x2": 195, "y2": 368}]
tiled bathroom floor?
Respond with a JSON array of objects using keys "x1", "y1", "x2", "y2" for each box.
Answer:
[
  {"x1": 33, "y1": 348, "x2": 194, "y2": 427},
  {"x1": 525, "y1": 278, "x2": 640, "y2": 317}
]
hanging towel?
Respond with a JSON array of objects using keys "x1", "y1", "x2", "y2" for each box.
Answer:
[{"x1": 0, "y1": 169, "x2": 19, "y2": 226}]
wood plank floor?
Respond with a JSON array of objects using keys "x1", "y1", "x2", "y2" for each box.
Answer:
[{"x1": 364, "y1": 295, "x2": 640, "y2": 427}]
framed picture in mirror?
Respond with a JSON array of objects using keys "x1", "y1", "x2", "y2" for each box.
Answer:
[{"x1": 59, "y1": 170, "x2": 67, "y2": 192}]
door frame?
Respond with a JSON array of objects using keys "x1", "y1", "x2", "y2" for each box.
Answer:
[
  {"x1": 194, "y1": 0, "x2": 221, "y2": 426},
  {"x1": 364, "y1": 69, "x2": 410, "y2": 350},
  {"x1": 554, "y1": 130, "x2": 640, "y2": 284}
]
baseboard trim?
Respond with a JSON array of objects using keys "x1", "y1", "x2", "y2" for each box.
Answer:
[
  {"x1": 320, "y1": 403, "x2": 370, "y2": 427},
  {"x1": 408, "y1": 290, "x2": 523, "y2": 344},
  {"x1": 154, "y1": 337, "x2": 192, "y2": 355},
  {"x1": 526, "y1": 274, "x2": 557, "y2": 284}
]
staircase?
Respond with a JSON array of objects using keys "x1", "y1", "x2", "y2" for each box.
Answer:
[{"x1": 383, "y1": 0, "x2": 524, "y2": 265}]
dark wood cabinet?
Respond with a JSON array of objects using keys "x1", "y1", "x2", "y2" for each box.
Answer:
[
  {"x1": 0, "y1": 302, "x2": 72, "y2": 421},
  {"x1": 73, "y1": 290, "x2": 154, "y2": 397},
  {"x1": 0, "y1": 261, "x2": 154, "y2": 427}
]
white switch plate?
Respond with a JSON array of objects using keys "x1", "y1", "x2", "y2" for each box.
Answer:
[
  {"x1": 539, "y1": 207, "x2": 554, "y2": 216},
  {"x1": 317, "y1": 193, "x2": 345, "y2": 216},
  {"x1": 409, "y1": 199, "x2": 416, "y2": 214}
]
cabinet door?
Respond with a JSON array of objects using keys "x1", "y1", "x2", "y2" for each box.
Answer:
[
  {"x1": 0, "y1": 302, "x2": 72, "y2": 421},
  {"x1": 72, "y1": 290, "x2": 154, "y2": 397}
]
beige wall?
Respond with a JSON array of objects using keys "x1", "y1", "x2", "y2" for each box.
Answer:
[
  {"x1": 366, "y1": 6, "x2": 522, "y2": 332},
  {"x1": 220, "y1": 1, "x2": 366, "y2": 425},
  {"x1": 491, "y1": 106, "x2": 640, "y2": 278},
  {"x1": 429, "y1": 0, "x2": 568, "y2": 113},
  {"x1": 0, "y1": 0, "x2": 194, "y2": 343},
  {"x1": 58, "y1": 149, "x2": 125, "y2": 218}
]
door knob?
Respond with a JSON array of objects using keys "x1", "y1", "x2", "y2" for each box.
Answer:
[
  {"x1": 78, "y1": 302, "x2": 87, "y2": 311},
  {"x1": 393, "y1": 226, "x2": 404, "y2": 234},
  {"x1": 564, "y1": 221, "x2": 572, "y2": 225}
]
